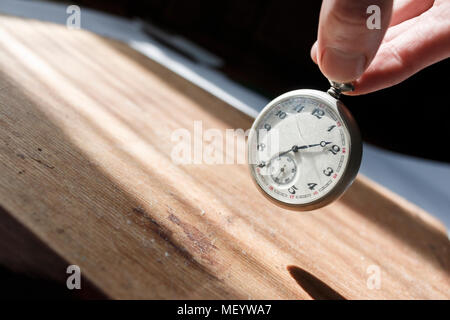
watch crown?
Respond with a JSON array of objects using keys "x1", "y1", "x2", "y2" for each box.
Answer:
[{"x1": 327, "y1": 81, "x2": 354, "y2": 99}]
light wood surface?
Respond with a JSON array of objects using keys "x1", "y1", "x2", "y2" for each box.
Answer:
[{"x1": 0, "y1": 15, "x2": 448, "y2": 299}]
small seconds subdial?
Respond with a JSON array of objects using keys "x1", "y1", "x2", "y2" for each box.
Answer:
[
  {"x1": 269, "y1": 154, "x2": 297, "y2": 186},
  {"x1": 248, "y1": 89, "x2": 362, "y2": 211}
]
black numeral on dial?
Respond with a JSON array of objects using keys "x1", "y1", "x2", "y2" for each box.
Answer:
[
  {"x1": 288, "y1": 185, "x2": 298, "y2": 194},
  {"x1": 307, "y1": 183, "x2": 317, "y2": 190},
  {"x1": 275, "y1": 110, "x2": 287, "y2": 119},
  {"x1": 312, "y1": 108, "x2": 325, "y2": 119},
  {"x1": 323, "y1": 167, "x2": 334, "y2": 176},
  {"x1": 329, "y1": 145, "x2": 341, "y2": 155},
  {"x1": 293, "y1": 105, "x2": 304, "y2": 113}
]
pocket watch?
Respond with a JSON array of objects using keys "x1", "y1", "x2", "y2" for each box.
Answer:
[{"x1": 247, "y1": 81, "x2": 362, "y2": 211}]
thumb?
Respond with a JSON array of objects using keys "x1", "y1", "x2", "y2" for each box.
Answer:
[{"x1": 313, "y1": 0, "x2": 393, "y2": 83}]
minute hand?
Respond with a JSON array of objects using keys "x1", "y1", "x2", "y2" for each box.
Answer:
[
  {"x1": 293, "y1": 141, "x2": 331, "y2": 151},
  {"x1": 258, "y1": 141, "x2": 332, "y2": 168}
]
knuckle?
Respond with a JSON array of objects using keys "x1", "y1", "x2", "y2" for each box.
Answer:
[{"x1": 331, "y1": 1, "x2": 371, "y2": 27}]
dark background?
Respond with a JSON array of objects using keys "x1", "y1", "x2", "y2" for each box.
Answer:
[{"x1": 62, "y1": 0, "x2": 450, "y2": 162}]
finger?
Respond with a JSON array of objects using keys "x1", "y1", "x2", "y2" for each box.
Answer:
[
  {"x1": 311, "y1": 1, "x2": 434, "y2": 71},
  {"x1": 315, "y1": 0, "x2": 393, "y2": 83},
  {"x1": 390, "y1": 0, "x2": 434, "y2": 27},
  {"x1": 384, "y1": 0, "x2": 436, "y2": 42},
  {"x1": 383, "y1": 11, "x2": 421, "y2": 43},
  {"x1": 311, "y1": 1, "x2": 420, "y2": 65},
  {"x1": 349, "y1": 8, "x2": 450, "y2": 95}
]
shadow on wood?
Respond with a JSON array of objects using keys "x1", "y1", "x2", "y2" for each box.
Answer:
[{"x1": 287, "y1": 265, "x2": 346, "y2": 300}]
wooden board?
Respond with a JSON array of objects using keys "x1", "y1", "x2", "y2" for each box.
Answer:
[{"x1": 0, "y1": 15, "x2": 448, "y2": 299}]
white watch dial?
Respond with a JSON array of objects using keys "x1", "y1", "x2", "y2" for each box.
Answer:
[{"x1": 248, "y1": 90, "x2": 358, "y2": 208}]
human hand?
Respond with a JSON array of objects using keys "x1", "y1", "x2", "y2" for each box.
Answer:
[{"x1": 310, "y1": 0, "x2": 450, "y2": 95}]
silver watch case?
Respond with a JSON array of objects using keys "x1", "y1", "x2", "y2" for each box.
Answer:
[{"x1": 247, "y1": 89, "x2": 363, "y2": 211}]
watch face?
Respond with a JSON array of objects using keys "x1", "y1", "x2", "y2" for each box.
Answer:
[{"x1": 248, "y1": 90, "x2": 361, "y2": 210}]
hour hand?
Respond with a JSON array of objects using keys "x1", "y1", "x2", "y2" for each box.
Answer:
[{"x1": 257, "y1": 141, "x2": 332, "y2": 167}]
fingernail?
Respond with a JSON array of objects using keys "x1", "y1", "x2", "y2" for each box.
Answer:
[
  {"x1": 321, "y1": 47, "x2": 366, "y2": 82},
  {"x1": 310, "y1": 42, "x2": 318, "y2": 63}
]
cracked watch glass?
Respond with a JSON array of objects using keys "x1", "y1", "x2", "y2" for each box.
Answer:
[{"x1": 247, "y1": 83, "x2": 362, "y2": 211}]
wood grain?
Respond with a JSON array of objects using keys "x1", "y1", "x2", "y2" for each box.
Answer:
[{"x1": 0, "y1": 15, "x2": 448, "y2": 299}]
